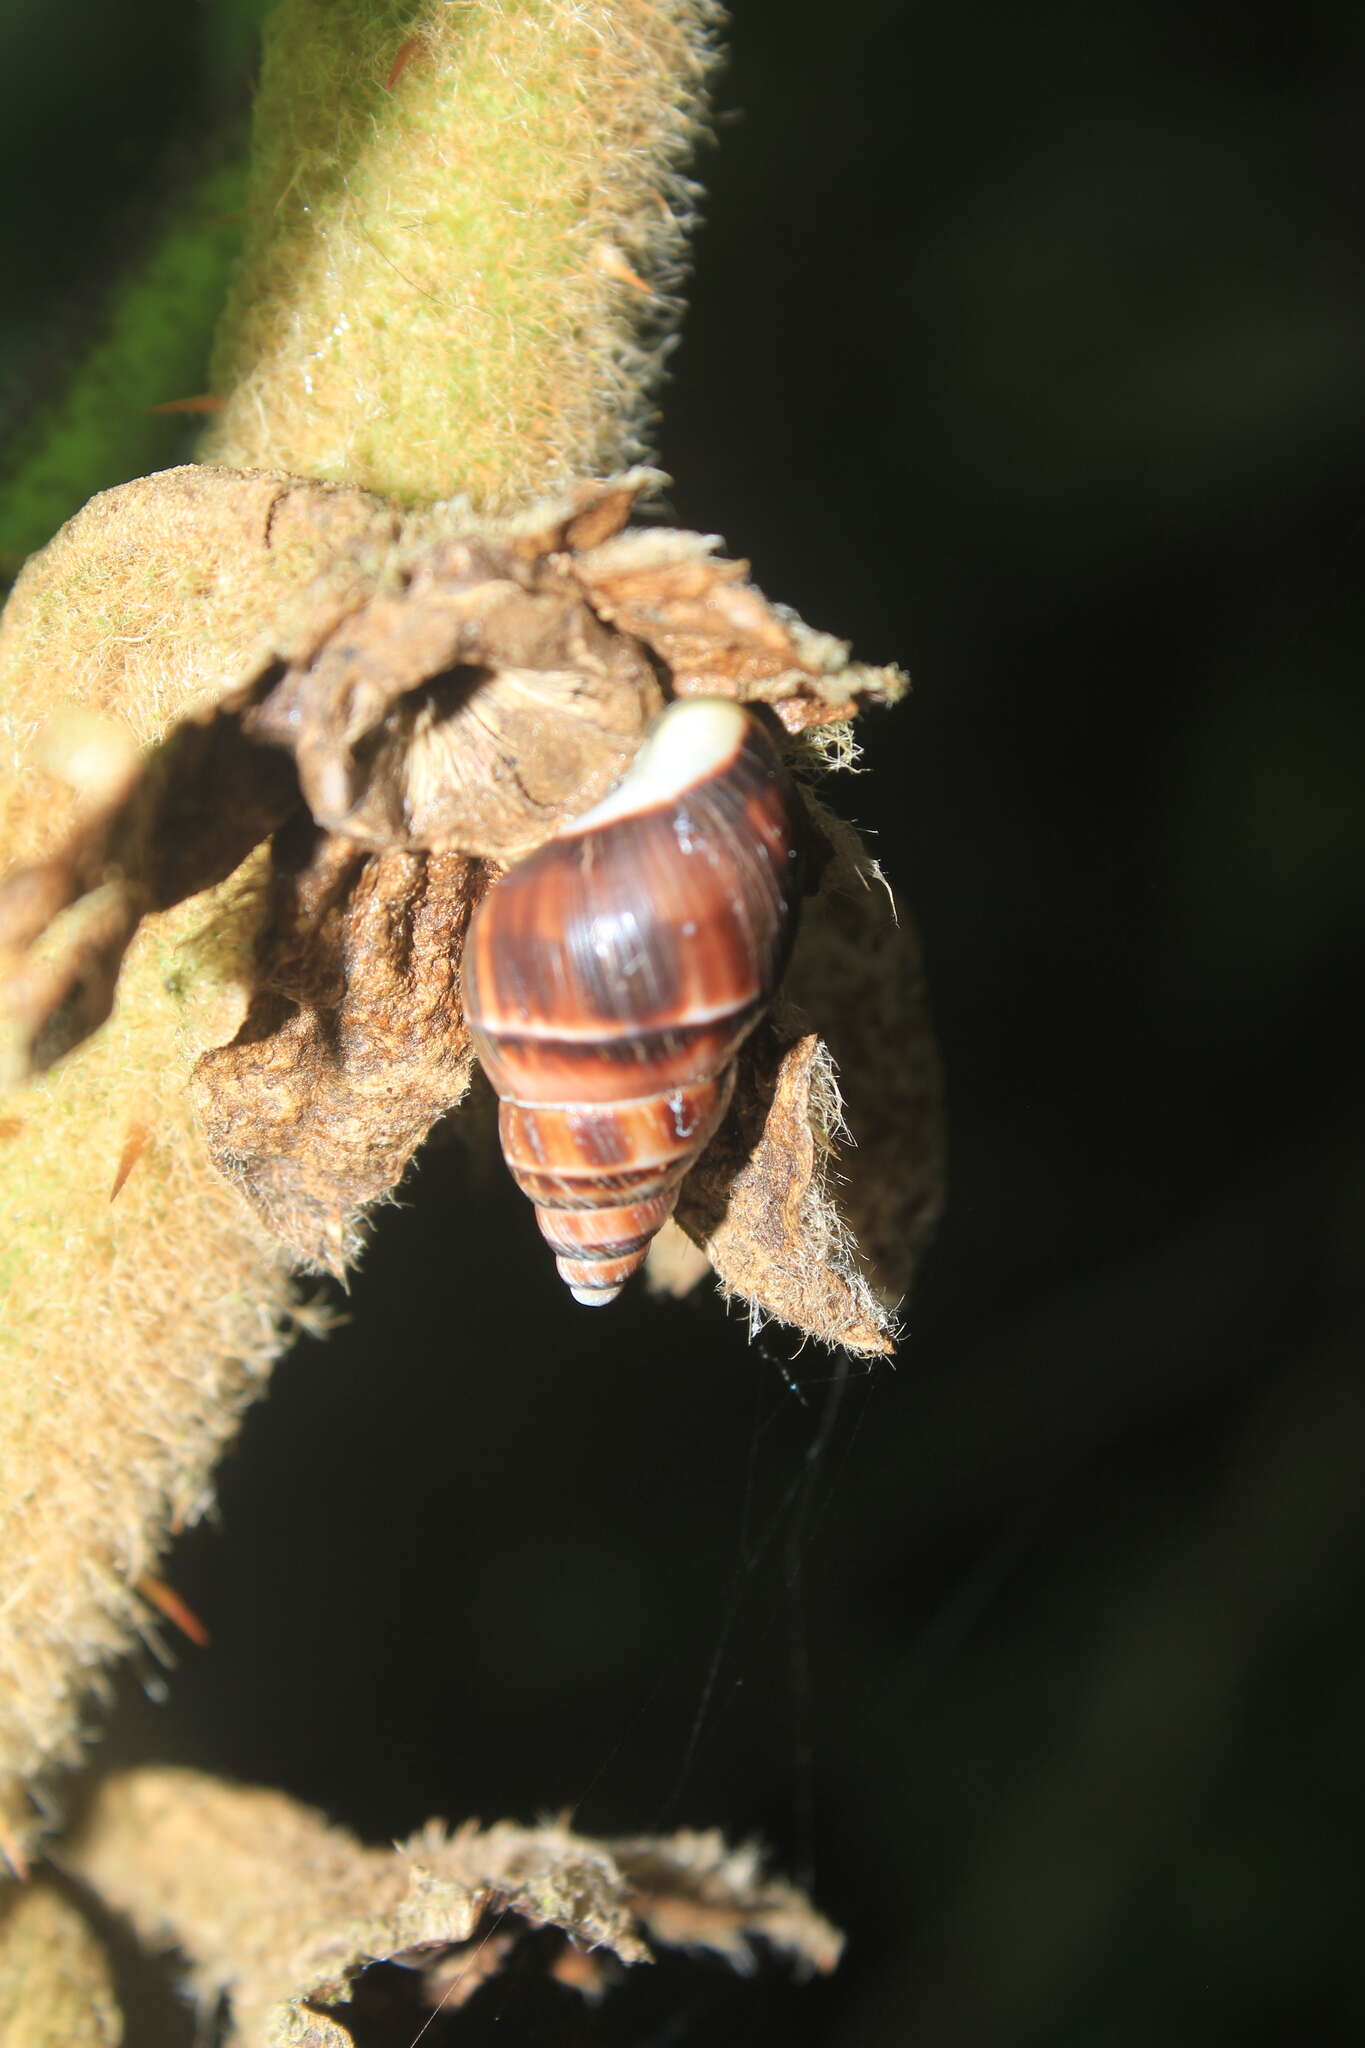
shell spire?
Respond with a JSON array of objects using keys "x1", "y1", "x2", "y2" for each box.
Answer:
[{"x1": 464, "y1": 697, "x2": 804, "y2": 1304}]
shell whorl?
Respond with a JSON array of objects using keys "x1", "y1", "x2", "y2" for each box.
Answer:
[{"x1": 463, "y1": 698, "x2": 803, "y2": 1304}]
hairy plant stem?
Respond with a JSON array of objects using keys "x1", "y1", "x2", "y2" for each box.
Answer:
[{"x1": 202, "y1": 0, "x2": 725, "y2": 505}]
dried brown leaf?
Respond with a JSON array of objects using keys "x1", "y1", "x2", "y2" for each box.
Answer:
[
  {"x1": 66, "y1": 1768, "x2": 842, "y2": 2048},
  {"x1": 410, "y1": 1930, "x2": 517, "y2": 2011},
  {"x1": 783, "y1": 803, "x2": 945, "y2": 1306},
  {"x1": 675, "y1": 1030, "x2": 896, "y2": 1355},
  {"x1": 661, "y1": 801, "x2": 943, "y2": 1353},
  {"x1": 244, "y1": 531, "x2": 664, "y2": 862},
  {"x1": 193, "y1": 829, "x2": 485, "y2": 1273},
  {"x1": 236, "y1": 472, "x2": 895, "y2": 856},
  {"x1": 575, "y1": 523, "x2": 906, "y2": 731},
  {"x1": 615, "y1": 1830, "x2": 845, "y2": 1975}
]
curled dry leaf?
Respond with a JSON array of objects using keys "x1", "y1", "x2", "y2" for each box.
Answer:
[
  {"x1": 782, "y1": 802, "x2": 946, "y2": 1307},
  {"x1": 234, "y1": 469, "x2": 901, "y2": 857},
  {"x1": 615, "y1": 1829, "x2": 845, "y2": 1973},
  {"x1": 659, "y1": 797, "x2": 944, "y2": 1355},
  {"x1": 243, "y1": 496, "x2": 665, "y2": 862},
  {"x1": 0, "y1": 1877, "x2": 122, "y2": 2046},
  {"x1": 66, "y1": 1767, "x2": 842, "y2": 2048},
  {"x1": 675, "y1": 1030, "x2": 896, "y2": 1355},
  {"x1": 575, "y1": 523, "x2": 898, "y2": 730},
  {"x1": 192, "y1": 826, "x2": 487, "y2": 1273}
]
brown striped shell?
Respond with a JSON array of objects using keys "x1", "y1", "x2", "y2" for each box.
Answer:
[{"x1": 463, "y1": 697, "x2": 804, "y2": 1304}]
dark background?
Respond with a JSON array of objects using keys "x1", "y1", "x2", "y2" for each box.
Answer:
[{"x1": 4, "y1": 2, "x2": 1365, "y2": 2042}]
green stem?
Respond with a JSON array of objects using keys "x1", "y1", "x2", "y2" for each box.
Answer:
[{"x1": 200, "y1": 0, "x2": 724, "y2": 506}]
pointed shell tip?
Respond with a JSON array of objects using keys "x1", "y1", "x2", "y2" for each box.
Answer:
[{"x1": 569, "y1": 1283, "x2": 623, "y2": 1306}]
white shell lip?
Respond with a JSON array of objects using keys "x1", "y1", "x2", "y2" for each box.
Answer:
[
  {"x1": 569, "y1": 1282, "x2": 624, "y2": 1306},
  {"x1": 566, "y1": 697, "x2": 748, "y2": 834}
]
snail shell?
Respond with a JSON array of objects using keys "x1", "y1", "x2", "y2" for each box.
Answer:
[{"x1": 463, "y1": 697, "x2": 804, "y2": 1304}]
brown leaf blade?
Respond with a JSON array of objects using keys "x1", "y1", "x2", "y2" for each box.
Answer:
[
  {"x1": 675, "y1": 1031, "x2": 896, "y2": 1355},
  {"x1": 664, "y1": 801, "x2": 944, "y2": 1355},
  {"x1": 575, "y1": 523, "x2": 906, "y2": 730},
  {"x1": 782, "y1": 802, "x2": 946, "y2": 1308},
  {"x1": 66, "y1": 1768, "x2": 842, "y2": 2048},
  {"x1": 245, "y1": 535, "x2": 665, "y2": 861},
  {"x1": 193, "y1": 836, "x2": 485, "y2": 1274}
]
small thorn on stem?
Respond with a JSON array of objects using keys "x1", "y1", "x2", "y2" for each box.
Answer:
[
  {"x1": 0, "y1": 1814, "x2": 30, "y2": 1882},
  {"x1": 385, "y1": 35, "x2": 426, "y2": 90},
  {"x1": 136, "y1": 1572, "x2": 211, "y2": 1648},
  {"x1": 145, "y1": 394, "x2": 224, "y2": 416},
  {"x1": 110, "y1": 1119, "x2": 150, "y2": 1202},
  {"x1": 590, "y1": 243, "x2": 654, "y2": 295}
]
